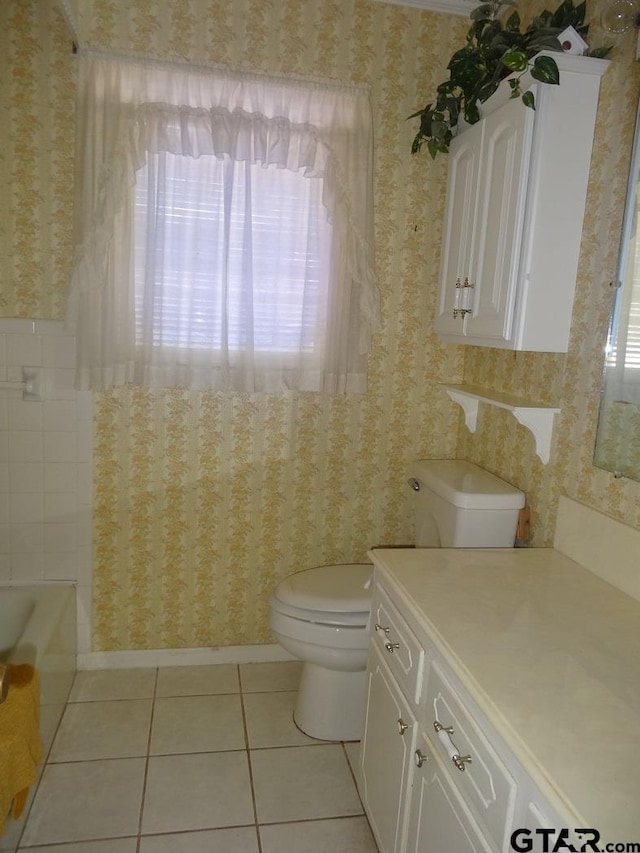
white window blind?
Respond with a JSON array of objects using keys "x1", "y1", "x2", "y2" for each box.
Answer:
[
  {"x1": 605, "y1": 202, "x2": 640, "y2": 405},
  {"x1": 134, "y1": 153, "x2": 330, "y2": 354},
  {"x1": 67, "y1": 53, "x2": 378, "y2": 394}
]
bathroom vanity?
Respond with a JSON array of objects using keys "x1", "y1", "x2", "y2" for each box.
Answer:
[{"x1": 360, "y1": 547, "x2": 640, "y2": 853}]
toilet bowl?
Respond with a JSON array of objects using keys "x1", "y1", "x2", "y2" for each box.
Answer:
[
  {"x1": 269, "y1": 563, "x2": 372, "y2": 741},
  {"x1": 269, "y1": 460, "x2": 525, "y2": 742}
]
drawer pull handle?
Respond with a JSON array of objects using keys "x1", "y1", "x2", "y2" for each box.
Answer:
[
  {"x1": 384, "y1": 641, "x2": 400, "y2": 653},
  {"x1": 414, "y1": 749, "x2": 428, "y2": 767},
  {"x1": 453, "y1": 754, "x2": 473, "y2": 771},
  {"x1": 434, "y1": 721, "x2": 473, "y2": 772},
  {"x1": 375, "y1": 623, "x2": 390, "y2": 635},
  {"x1": 397, "y1": 718, "x2": 409, "y2": 735}
]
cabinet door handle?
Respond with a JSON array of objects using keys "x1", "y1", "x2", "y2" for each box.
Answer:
[
  {"x1": 384, "y1": 640, "x2": 400, "y2": 653},
  {"x1": 374, "y1": 623, "x2": 390, "y2": 635},
  {"x1": 435, "y1": 721, "x2": 473, "y2": 772},
  {"x1": 414, "y1": 749, "x2": 428, "y2": 767},
  {"x1": 397, "y1": 718, "x2": 409, "y2": 735},
  {"x1": 453, "y1": 753, "x2": 473, "y2": 771}
]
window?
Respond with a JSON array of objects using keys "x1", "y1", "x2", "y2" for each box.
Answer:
[
  {"x1": 134, "y1": 153, "x2": 330, "y2": 356},
  {"x1": 68, "y1": 54, "x2": 378, "y2": 394}
]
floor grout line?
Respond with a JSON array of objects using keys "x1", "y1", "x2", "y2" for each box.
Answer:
[
  {"x1": 14, "y1": 663, "x2": 377, "y2": 852},
  {"x1": 238, "y1": 664, "x2": 264, "y2": 853},
  {"x1": 134, "y1": 666, "x2": 159, "y2": 853}
]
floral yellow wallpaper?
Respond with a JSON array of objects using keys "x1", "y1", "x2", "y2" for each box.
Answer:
[
  {"x1": 4, "y1": 0, "x2": 640, "y2": 652},
  {"x1": 0, "y1": 0, "x2": 74, "y2": 318},
  {"x1": 79, "y1": 0, "x2": 467, "y2": 649}
]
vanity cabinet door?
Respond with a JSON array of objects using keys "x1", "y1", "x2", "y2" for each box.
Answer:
[
  {"x1": 360, "y1": 645, "x2": 418, "y2": 853},
  {"x1": 407, "y1": 732, "x2": 495, "y2": 853}
]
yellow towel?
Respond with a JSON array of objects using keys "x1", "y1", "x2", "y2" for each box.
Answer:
[{"x1": 0, "y1": 664, "x2": 43, "y2": 835}]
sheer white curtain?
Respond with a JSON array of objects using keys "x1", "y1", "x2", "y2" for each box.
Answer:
[{"x1": 67, "y1": 53, "x2": 379, "y2": 393}]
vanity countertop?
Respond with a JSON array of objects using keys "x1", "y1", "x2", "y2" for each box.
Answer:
[{"x1": 368, "y1": 547, "x2": 640, "y2": 843}]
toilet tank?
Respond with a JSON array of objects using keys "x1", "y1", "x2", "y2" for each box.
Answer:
[{"x1": 412, "y1": 460, "x2": 525, "y2": 548}]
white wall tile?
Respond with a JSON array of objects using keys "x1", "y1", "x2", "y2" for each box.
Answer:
[
  {"x1": 44, "y1": 523, "x2": 77, "y2": 552},
  {"x1": 44, "y1": 551, "x2": 78, "y2": 579},
  {"x1": 0, "y1": 554, "x2": 10, "y2": 581},
  {"x1": 44, "y1": 461, "x2": 77, "y2": 493},
  {"x1": 44, "y1": 491, "x2": 77, "y2": 523},
  {"x1": 44, "y1": 399, "x2": 76, "y2": 431},
  {"x1": 0, "y1": 319, "x2": 36, "y2": 334},
  {"x1": 34, "y1": 320, "x2": 66, "y2": 336},
  {"x1": 9, "y1": 461, "x2": 44, "y2": 493},
  {"x1": 10, "y1": 492, "x2": 44, "y2": 524},
  {"x1": 77, "y1": 461, "x2": 92, "y2": 505},
  {"x1": 10, "y1": 552, "x2": 44, "y2": 580},
  {"x1": 1, "y1": 321, "x2": 92, "y2": 651},
  {"x1": 43, "y1": 333, "x2": 76, "y2": 368},
  {"x1": 11, "y1": 523, "x2": 44, "y2": 554},
  {"x1": 8, "y1": 398, "x2": 44, "y2": 431},
  {"x1": 45, "y1": 367, "x2": 76, "y2": 400},
  {"x1": 76, "y1": 507, "x2": 92, "y2": 547},
  {"x1": 9, "y1": 431, "x2": 43, "y2": 462},
  {"x1": 76, "y1": 391, "x2": 93, "y2": 421},
  {"x1": 43, "y1": 431, "x2": 76, "y2": 463},
  {"x1": 77, "y1": 422, "x2": 92, "y2": 462},
  {"x1": 6, "y1": 333, "x2": 43, "y2": 367}
]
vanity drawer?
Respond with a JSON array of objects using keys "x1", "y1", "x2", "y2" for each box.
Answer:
[
  {"x1": 425, "y1": 661, "x2": 517, "y2": 852},
  {"x1": 371, "y1": 585, "x2": 425, "y2": 705}
]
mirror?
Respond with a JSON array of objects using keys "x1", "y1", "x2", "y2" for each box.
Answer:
[{"x1": 594, "y1": 97, "x2": 640, "y2": 480}]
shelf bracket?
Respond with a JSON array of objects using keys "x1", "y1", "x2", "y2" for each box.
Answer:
[{"x1": 443, "y1": 384, "x2": 560, "y2": 465}]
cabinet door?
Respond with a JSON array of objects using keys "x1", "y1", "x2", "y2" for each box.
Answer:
[
  {"x1": 435, "y1": 118, "x2": 483, "y2": 338},
  {"x1": 464, "y1": 94, "x2": 534, "y2": 344},
  {"x1": 360, "y1": 647, "x2": 418, "y2": 853},
  {"x1": 407, "y1": 734, "x2": 495, "y2": 853}
]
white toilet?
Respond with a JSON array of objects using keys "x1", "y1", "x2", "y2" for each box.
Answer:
[{"x1": 268, "y1": 460, "x2": 525, "y2": 741}]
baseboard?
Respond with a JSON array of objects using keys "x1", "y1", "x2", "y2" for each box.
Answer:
[{"x1": 77, "y1": 643, "x2": 296, "y2": 670}]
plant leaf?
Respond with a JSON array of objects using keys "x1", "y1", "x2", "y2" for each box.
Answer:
[
  {"x1": 531, "y1": 54, "x2": 560, "y2": 85},
  {"x1": 505, "y1": 10, "x2": 521, "y2": 30},
  {"x1": 588, "y1": 45, "x2": 613, "y2": 58},
  {"x1": 501, "y1": 48, "x2": 528, "y2": 71},
  {"x1": 470, "y1": 3, "x2": 495, "y2": 20},
  {"x1": 521, "y1": 90, "x2": 535, "y2": 109}
]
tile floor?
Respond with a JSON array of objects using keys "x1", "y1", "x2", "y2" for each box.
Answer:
[{"x1": 14, "y1": 661, "x2": 379, "y2": 853}]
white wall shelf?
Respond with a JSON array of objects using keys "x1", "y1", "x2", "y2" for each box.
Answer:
[{"x1": 443, "y1": 384, "x2": 560, "y2": 465}]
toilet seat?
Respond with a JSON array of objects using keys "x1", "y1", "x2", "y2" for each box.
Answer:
[{"x1": 270, "y1": 563, "x2": 373, "y2": 627}]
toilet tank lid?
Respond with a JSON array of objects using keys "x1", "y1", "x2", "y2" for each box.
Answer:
[
  {"x1": 413, "y1": 460, "x2": 525, "y2": 510},
  {"x1": 273, "y1": 564, "x2": 373, "y2": 613}
]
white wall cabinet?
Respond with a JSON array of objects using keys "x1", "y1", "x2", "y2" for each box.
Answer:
[{"x1": 435, "y1": 54, "x2": 607, "y2": 352}]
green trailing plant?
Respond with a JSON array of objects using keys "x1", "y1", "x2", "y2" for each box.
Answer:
[{"x1": 410, "y1": 0, "x2": 611, "y2": 159}]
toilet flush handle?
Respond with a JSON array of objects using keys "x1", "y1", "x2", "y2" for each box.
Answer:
[{"x1": 407, "y1": 478, "x2": 421, "y2": 491}]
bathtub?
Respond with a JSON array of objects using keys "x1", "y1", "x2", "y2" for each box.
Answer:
[
  {"x1": 0, "y1": 584, "x2": 76, "y2": 756},
  {"x1": 0, "y1": 585, "x2": 76, "y2": 850}
]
